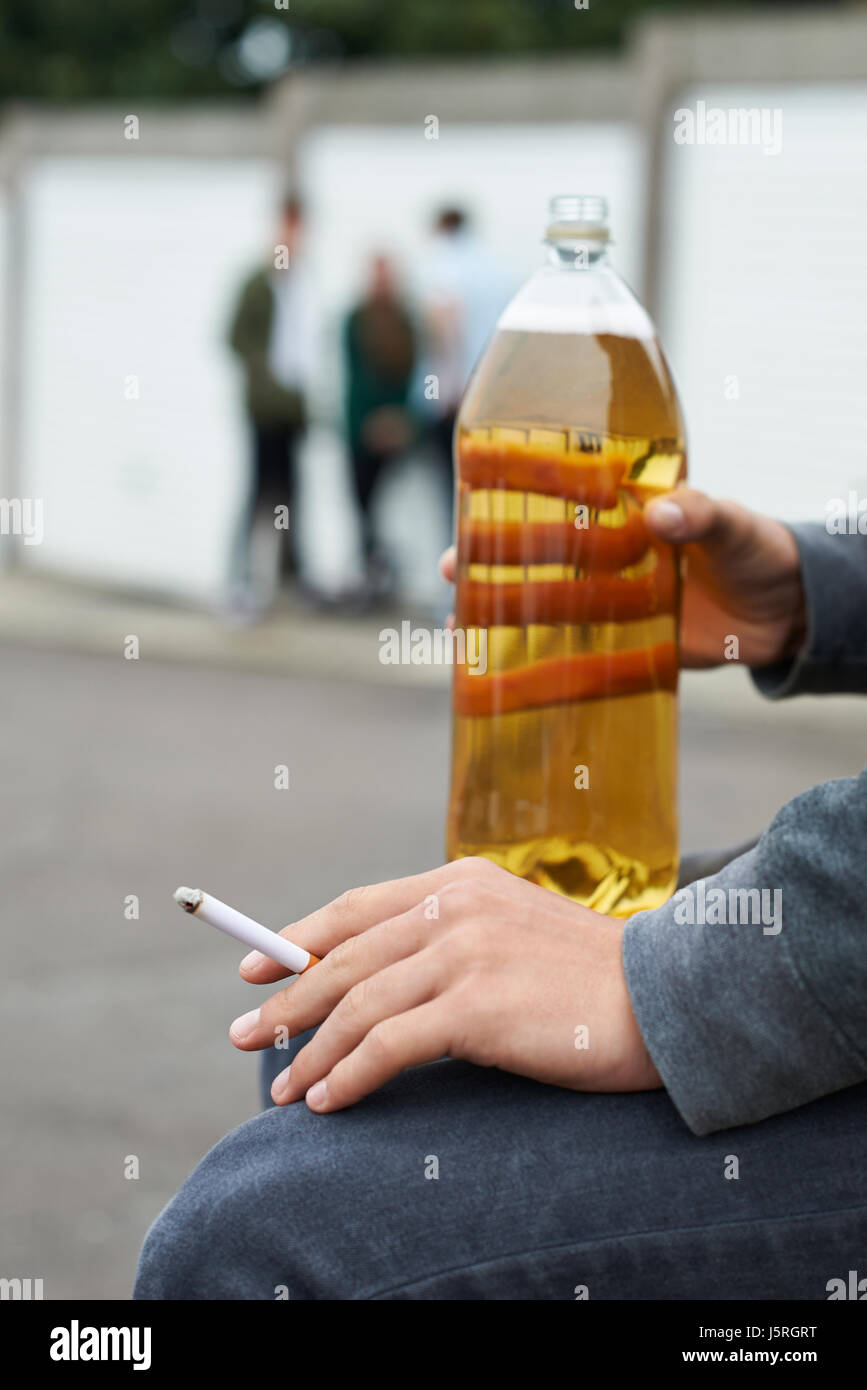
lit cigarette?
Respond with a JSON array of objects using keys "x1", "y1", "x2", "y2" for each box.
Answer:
[{"x1": 173, "y1": 887, "x2": 320, "y2": 974}]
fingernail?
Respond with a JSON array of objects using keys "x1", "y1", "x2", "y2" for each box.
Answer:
[
  {"x1": 240, "y1": 950, "x2": 265, "y2": 972},
  {"x1": 229, "y1": 1007, "x2": 261, "y2": 1041},
  {"x1": 306, "y1": 1080, "x2": 328, "y2": 1110},
  {"x1": 647, "y1": 499, "x2": 685, "y2": 535},
  {"x1": 271, "y1": 1065, "x2": 291, "y2": 1103}
]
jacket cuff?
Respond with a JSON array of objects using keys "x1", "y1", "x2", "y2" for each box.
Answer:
[{"x1": 751, "y1": 523, "x2": 867, "y2": 699}]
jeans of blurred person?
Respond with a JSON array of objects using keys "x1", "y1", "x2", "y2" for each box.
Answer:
[
  {"x1": 229, "y1": 424, "x2": 302, "y2": 600},
  {"x1": 132, "y1": 846, "x2": 863, "y2": 1301},
  {"x1": 346, "y1": 406, "x2": 415, "y2": 596},
  {"x1": 430, "y1": 410, "x2": 458, "y2": 533},
  {"x1": 351, "y1": 442, "x2": 390, "y2": 566}
]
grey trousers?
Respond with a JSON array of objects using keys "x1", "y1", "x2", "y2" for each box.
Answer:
[
  {"x1": 133, "y1": 847, "x2": 866, "y2": 1299},
  {"x1": 133, "y1": 1046, "x2": 866, "y2": 1300}
]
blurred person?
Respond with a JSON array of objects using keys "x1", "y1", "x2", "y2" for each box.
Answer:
[
  {"x1": 343, "y1": 254, "x2": 417, "y2": 604},
  {"x1": 136, "y1": 488, "x2": 867, "y2": 1300},
  {"x1": 226, "y1": 195, "x2": 318, "y2": 617},
  {"x1": 418, "y1": 207, "x2": 513, "y2": 521}
]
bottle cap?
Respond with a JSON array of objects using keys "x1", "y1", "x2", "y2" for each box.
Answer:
[{"x1": 546, "y1": 194, "x2": 610, "y2": 243}]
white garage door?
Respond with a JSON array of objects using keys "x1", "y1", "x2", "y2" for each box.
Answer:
[
  {"x1": 17, "y1": 156, "x2": 276, "y2": 599},
  {"x1": 657, "y1": 83, "x2": 867, "y2": 523}
]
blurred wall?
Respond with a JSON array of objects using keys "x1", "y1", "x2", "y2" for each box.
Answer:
[
  {"x1": 0, "y1": 187, "x2": 9, "y2": 515},
  {"x1": 16, "y1": 155, "x2": 275, "y2": 600},
  {"x1": 0, "y1": 114, "x2": 644, "y2": 605},
  {"x1": 300, "y1": 121, "x2": 646, "y2": 315},
  {"x1": 2, "y1": 9, "x2": 867, "y2": 601},
  {"x1": 658, "y1": 80, "x2": 867, "y2": 519}
]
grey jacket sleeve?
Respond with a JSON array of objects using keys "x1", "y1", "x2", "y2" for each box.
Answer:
[
  {"x1": 623, "y1": 525, "x2": 867, "y2": 1135},
  {"x1": 751, "y1": 522, "x2": 867, "y2": 698}
]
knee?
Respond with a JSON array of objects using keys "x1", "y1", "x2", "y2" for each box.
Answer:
[{"x1": 134, "y1": 1108, "x2": 315, "y2": 1301}]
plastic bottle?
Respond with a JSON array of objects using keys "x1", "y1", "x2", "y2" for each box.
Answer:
[{"x1": 446, "y1": 195, "x2": 686, "y2": 916}]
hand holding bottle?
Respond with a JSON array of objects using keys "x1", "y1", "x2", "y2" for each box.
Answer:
[
  {"x1": 643, "y1": 487, "x2": 807, "y2": 669},
  {"x1": 441, "y1": 486, "x2": 807, "y2": 672}
]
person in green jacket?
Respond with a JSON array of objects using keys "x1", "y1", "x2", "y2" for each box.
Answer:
[
  {"x1": 343, "y1": 254, "x2": 417, "y2": 601},
  {"x1": 227, "y1": 196, "x2": 317, "y2": 610}
]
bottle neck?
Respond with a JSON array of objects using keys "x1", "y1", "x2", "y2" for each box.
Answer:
[{"x1": 545, "y1": 237, "x2": 609, "y2": 271}]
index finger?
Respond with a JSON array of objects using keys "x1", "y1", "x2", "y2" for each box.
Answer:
[{"x1": 239, "y1": 859, "x2": 474, "y2": 983}]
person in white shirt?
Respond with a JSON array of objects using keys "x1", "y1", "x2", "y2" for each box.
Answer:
[{"x1": 417, "y1": 207, "x2": 514, "y2": 518}]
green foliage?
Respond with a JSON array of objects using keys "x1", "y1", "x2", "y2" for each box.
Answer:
[{"x1": 0, "y1": 0, "x2": 770, "y2": 104}]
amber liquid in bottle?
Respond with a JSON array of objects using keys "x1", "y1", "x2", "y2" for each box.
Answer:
[{"x1": 447, "y1": 320, "x2": 686, "y2": 917}]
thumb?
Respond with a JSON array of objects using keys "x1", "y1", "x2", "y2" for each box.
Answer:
[{"x1": 643, "y1": 486, "x2": 736, "y2": 546}]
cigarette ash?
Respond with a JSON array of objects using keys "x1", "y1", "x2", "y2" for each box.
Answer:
[{"x1": 173, "y1": 886, "x2": 203, "y2": 913}]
